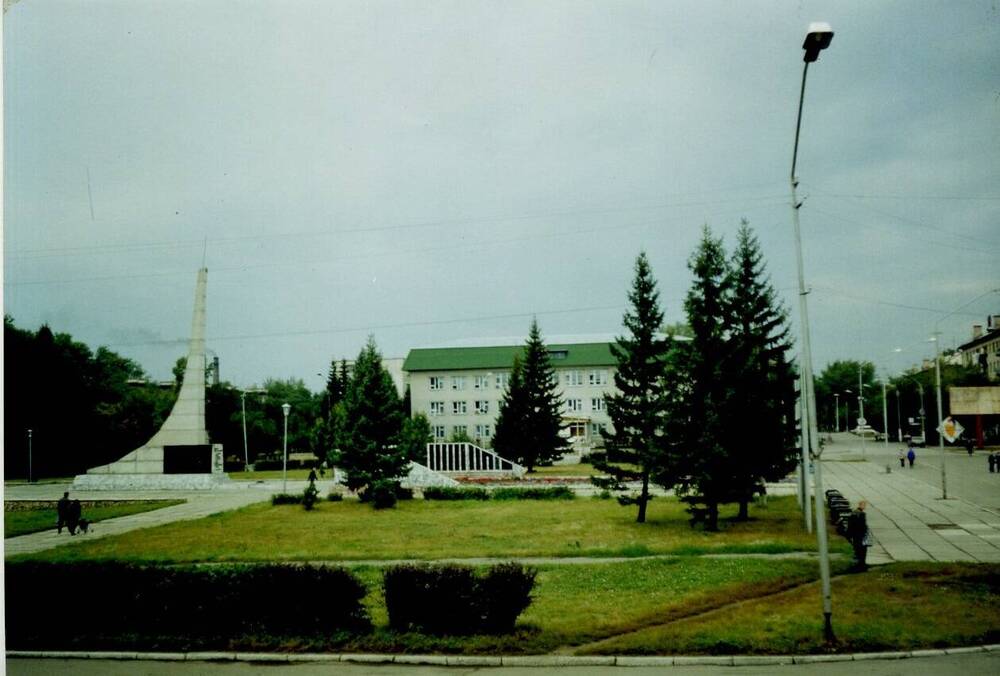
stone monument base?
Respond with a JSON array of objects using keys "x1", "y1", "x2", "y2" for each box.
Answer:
[{"x1": 71, "y1": 473, "x2": 233, "y2": 491}]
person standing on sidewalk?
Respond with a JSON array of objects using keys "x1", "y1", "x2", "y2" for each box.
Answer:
[
  {"x1": 55, "y1": 492, "x2": 70, "y2": 534},
  {"x1": 897, "y1": 448, "x2": 906, "y2": 468},
  {"x1": 847, "y1": 501, "x2": 871, "y2": 572},
  {"x1": 907, "y1": 445, "x2": 916, "y2": 468}
]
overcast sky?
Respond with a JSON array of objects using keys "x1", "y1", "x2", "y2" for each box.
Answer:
[{"x1": 4, "y1": 0, "x2": 999, "y2": 391}]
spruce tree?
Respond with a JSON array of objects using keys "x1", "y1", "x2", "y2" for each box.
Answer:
[
  {"x1": 492, "y1": 356, "x2": 527, "y2": 464},
  {"x1": 726, "y1": 221, "x2": 798, "y2": 519},
  {"x1": 519, "y1": 319, "x2": 567, "y2": 471},
  {"x1": 494, "y1": 321, "x2": 566, "y2": 472},
  {"x1": 680, "y1": 226, "x2": 733, "y2": 531},
  {"x1": 590, "y1": 252, "x2": 679, "y2": 523},
  {"x1": 333, "y1": 336, "x2": 408, "y2": 505}
]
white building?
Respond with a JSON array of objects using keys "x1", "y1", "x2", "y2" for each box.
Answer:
[{"x1": 402, "y1": 341, "x2": 618, "y2": 453}]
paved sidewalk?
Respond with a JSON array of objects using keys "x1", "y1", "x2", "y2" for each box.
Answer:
[{"x1": 818, "y1": 434, "x2": 1000, "y2": 564}]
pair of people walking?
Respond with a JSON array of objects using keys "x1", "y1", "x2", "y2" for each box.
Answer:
[
  {"x1": 56, "y1": 492, "x2": 85, "y2": 535},
  {"x1": 897, "y1": 446, "x2": 916, "y2": 468}
]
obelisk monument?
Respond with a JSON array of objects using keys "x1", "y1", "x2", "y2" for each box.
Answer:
[{"x1": 74, "y1": 268, "x2": 229, "y2": 489}]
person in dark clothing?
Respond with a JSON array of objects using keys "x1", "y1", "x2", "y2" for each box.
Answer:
[
  {"x1": 990, "y1": 452, "x2": 997, "y2": 474},
  {"x1": 846, "y1": 500, "x2": 870, "y2": 571},
  {"x1": 907, "y1": 446, "x2": 916, "y2": 468},
  {"x1": 56, "y1": 492, "x2": 70, "y2": 534},
  {"x1": 964, "y1": 437, "x2": 974, "y2": 456},
  {"x1": 308, "y1": 468, "x2": 318, "y2": 483},
  {"x1": 67, "y1": 499, "x2": 82, "y2": 535}
]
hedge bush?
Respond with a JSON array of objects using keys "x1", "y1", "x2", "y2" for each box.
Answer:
[
  {"x1": 5, "y1": 562, "x2": 371, "y2": 648},
  {"x1": 422, "y1": 486, "x2": 490, "y2": 501},
  {"x1": 491, "y1": 486, "x2": 575, "y2": 501},
  {"x1": 271, "y1": 493, "x2": 303, "y2": 505},
  {"x1": 383, "y1": 563, "x2": 536, "y2": 635}
]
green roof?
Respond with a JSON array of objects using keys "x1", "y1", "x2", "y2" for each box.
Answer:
[{"x1": 403, "y1": 342, "x2": 616, "y2": 372}]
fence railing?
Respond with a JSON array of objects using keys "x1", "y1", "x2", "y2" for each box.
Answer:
[{"x1": 425, "y1": 442, "x2": 525, "y2": 477}]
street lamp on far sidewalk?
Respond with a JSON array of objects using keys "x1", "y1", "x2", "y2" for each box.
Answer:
[{"x1": 282, "y1": 402, "x2": 292, "y2": 493}]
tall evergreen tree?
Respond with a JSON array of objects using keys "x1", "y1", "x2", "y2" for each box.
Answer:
[
  {"x1": 492, "y1": 356, "x2": 527, "y2": 464},
  {"x1": 679, "y1": 226, "x2": 733, "y2": 531},
  {"x1": 519, "y1": 319, "x2": 567, "y2": 471},
  {"x1": 725, "y1": 221, "x2": 798, "y2": 519},
  {"x1": 333, "y1": 337, "x2": 409, "y2": 505},
  {"x1": 590, "y1": 252, "x2": 679, "y2": 523},
  {"x1": 494, "y1": 321, "x2": 567, "y2": 472}
]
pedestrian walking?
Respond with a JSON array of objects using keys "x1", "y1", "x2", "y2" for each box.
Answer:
[
  {"x1": 907, "y1": 446, "x2": 916, "y2": 468},
  {"x1": 990, "y1": 452, "x2": 997, "y2": 474},
  {"x1": 67, "y1": 499, "x2": 82, "y2": 535},
  {"x1": 308, "y1": 468, "x2": 318, "y2": 483},
  {"x1": 847, "y1": 500, "x2": 871, "y2": 572},
  {"x1": 964, "y1": 436, "x2": 974, "y2": 456},
  {"x1": 56, "y1": 492, "x2": 70, "y2": 534},
  {"x1": 897, "y1": 448, "x2": 906, "y2": 469}
]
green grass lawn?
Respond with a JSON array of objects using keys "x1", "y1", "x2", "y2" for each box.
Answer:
[
  {"x1": 4, "y1": 500, "x2": 184, "y2": 538},
  {"x1": 14, "y1": 495, "x2": 848, "y2": 564},
  {"x1": 581, "y1": 562, "x2": 1000, "y2": 655}
]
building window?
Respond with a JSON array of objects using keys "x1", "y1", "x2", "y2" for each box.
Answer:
[
  {"x1": 495, "y1": 372, "x2": 510, "y2": 390},
  {"x1": 475, "y1": 424, "x2": 492, "y2": 439},
  {"x1": 566, "y1": 398, "x2": 583, "y2": 412},
  {"x1": 567, "y1": 421, "x2": 586, "y2": 437},
  {"x1": 591, "y1": 397, "x2": 605, "y2": 412},
  {"x1": 429, "y1": 376, "x2": 444, "y2": 390},
  {"x1": 589, "y1": 370, "x2": 609, "y2": 386},
  {"x1": 474, "y1": 374, "x2": 490, "y2": 390},
  {"x1": 474, "y1": 400, "x2": 490, "y2": 415},
  {"x1": 549, "y1": 349, "x2": 569, "y2": 360},
  {"x1": 432, "y1": 425, "x2": 446, "y2": 439},
  {"x1": 453, "y1": 424, "x2": 467, "y2": 437},
  {"x1": 590, "y1": 422, "x2": 606, "y2": 435},
  {"x1": 453, "y1": 401, "x2": 468, "y2": 414},
  {"x1": 430, "y1": 401, "x2": 445, "y2": 416},
  {"x1": 564, "y1": 370, "x2": 583, "y2": 387},
  {"x1": 451, "y1": 376, "x2": 467, "y2": 390}
]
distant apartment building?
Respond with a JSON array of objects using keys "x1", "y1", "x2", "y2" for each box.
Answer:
[
  {"x1": 956, "y1": 315, "x2": 1000, "y2": 382},
  {"x1": 402, "y1": 342, "x2": 617, "y2": 451}
]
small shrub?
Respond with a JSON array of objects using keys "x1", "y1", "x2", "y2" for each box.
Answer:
[
  {"x1": 423, "y1": 486, "x2": 490, "y2": 501},
  {"x1": 383, "y1": 563, "x2": 536, "y2": 635},
  {"x1": 492, "y1": 486, "x2": 575, "y2": 501},
  {"x1": 271, "y1": 493, "x2": 303, "y2": 506},
  {"x1": 369, "y1": 480, "x2": 398, "y2": 509},
  {"x1": 327, "y1": 491, "x2": 344, "y2": 502},
  {"x1": 395, "y1": 485, "x2": 414, "y2": 500},
  {"x1": 302, "y1": 481, "x2": 320, "y2": 511}
]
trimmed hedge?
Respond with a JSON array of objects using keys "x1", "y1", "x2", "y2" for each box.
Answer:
[
  {"x1": 383, "y1": 563, "x2": 536, "y2": 635},
  {"x1": 5, "y1": 562, "x2": 371, "y2": 648},
  {"x1": 491, "y1": 486, "x2": 575, "y2": 501},
  {"x1": 423, "y1": 486, "x2": 490, "y2": 501},
  {"x1": 271, "y1": 493, "x2": 303, "y2": 505}
]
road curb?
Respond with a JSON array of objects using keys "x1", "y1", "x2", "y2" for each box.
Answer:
[{"x1": 7, "y1": 646, "x2": 1000, "y2": 666}]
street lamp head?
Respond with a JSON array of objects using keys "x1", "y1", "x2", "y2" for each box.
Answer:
[
  {"x1": 281, "y1": 402, "x2": 291, "y2": 417},
  {"x1": 803, "y1": 22, "x2": 834, "y2": 62}
]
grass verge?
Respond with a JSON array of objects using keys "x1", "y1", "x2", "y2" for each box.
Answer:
[
  {"x1": 4, "y1": 500, "x2": 185, "y2": 539},
  {"x1": 579, "y1": 562, "x2": 1000, "y2": 655},
  {"x1": 14, "y1": 495, "x2": 846, "y2": 564}
]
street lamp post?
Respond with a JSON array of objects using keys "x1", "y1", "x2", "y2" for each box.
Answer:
[
  {"x1": 241, "y1": 391, "x2": 250, "y2": 470},
  {"x1": 857, "y1": 367, "x2": 866, "y2": 461},
  {"x1": 834, "y1": 393, "x2": 840, "y2": 432},
  {"x1": 28, "y1": 429, "x2": 33, "y2": 483},
  {"x1": 789, "y1": 21, "x2": 835, "y2": 642},
  {"x1": 282, "y1": 402, "x2": 292, "y2": 493},
  {"x1": 894, "y1": 385, "x2": 902, "y2": 443},
  {"x1": 881, "y1": 378, "x2": 889, "y2": 449}
]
